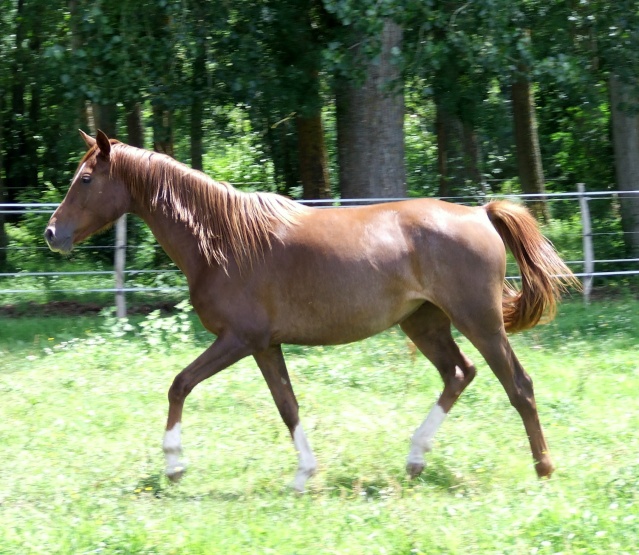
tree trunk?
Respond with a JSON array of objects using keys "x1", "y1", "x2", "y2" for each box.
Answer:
[
  {"x1": 26, "y1": 15, "x2": 41, "y2": 190},
  {"x1": 435, "y1": 97, "x2": 483, "y2": 198},
  {"x1": 190, "y1": 41, "x2": 206, "y2": 171},
  {"x1": 69, "y1": 0, "x2": 89, "y2": 133},
  {"x1": 126, "y1": 102, "x2": 144, "y2": 148},
  {"x1": 153, "y1": 104, "x2": 174, "y2": 157},
  {"x1": 462, "y1": 121, "x2": 484, "y2": 194},
  {"x1": 5, "y1": 0, "x2": 30, "y2": 205},
  {"x1": 90, "y1": 103, "x2": 118, "y2": 138},
  {"x1": 435, "y1": 100, "x2": 451, "y2": 198},
  {"x1": 265, "y1": 118, "x2": 298, "y2": 196},
  {"x1": 511, "y1": 72, "x2": 549, "y2": 221},
  {"x1": 297, "y1": 113, "x2": 331, "y2": 199},
  {"x1": 0, "y1": 92, "x2": 7, "y2": 268},
  {"x1": 336, "y1": 19, "x2": 406, "y2": 199},
  {"x1": 435, "y1": 100, "x2": 464, "y2": 197},
  {"x1": 609, "y1": 74, "x2": 639, "y2": 257}
]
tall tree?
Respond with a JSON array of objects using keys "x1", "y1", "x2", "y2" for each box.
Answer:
[
  {"x1": 190, "y1": 39, "x2": 207, "y2": 171},
  {"x1": 490, "y1": 10, "x2": 549, "y2": 220},
  {"x1": 297, "y1": 111, "x2": 332, "y2": 199},
  {"x1": 0, "y1": 0, "x2": 10, "y2": 267},
  {"x1": 434, "y1": 101, "x2": 483, "y2": 197},
  {"x1": 222, "y1": 0, "x2": 332, "y2": 197},
  {"x1": 426, "y1": 4, "x2": 486, "y2": 198},
  {"x1": 335, "y1": 18, "x2": 406, "y2": 199},
  {"x1": 512, "y1": 61, "x2": 549, "y2": 221},
  {"x1": 295, "y1": 1, "x2": 332, "y2": 200},
  {"x1": 4, "y1": 0, "x2": 39, "y2": 202},
  {"x1": 609, "y1": 75, "x2": 639, "y2": 257},
  {"x1": 125, "y1": 102, "x2": 144, "y2": 148},
  {"x1": 90, "y1": 104, "x2": 118, "y2": 138},
  {"x1": 595, "y1": 1, "x2": 639, "y2": 256},
  {"x1": 68, "y1": 0, "x2": 88, "y2": 133},
  {"x1": 72, "y1": 1, "x2": 128, "y2": 138},
  {"x1": 149, "y1": 3, "x2": 181, "y2": 158},
  {"x1": 0, "y1": 92, "x2": 6, "y2": 268}
]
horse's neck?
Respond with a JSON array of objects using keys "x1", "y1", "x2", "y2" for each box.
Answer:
[{"x1": 132, "y1": 199, "x2": 210, "y2": 279}]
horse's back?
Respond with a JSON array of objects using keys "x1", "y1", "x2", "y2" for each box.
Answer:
[{"x1": 286, "y1": 198, "x2": 504, "y2": 275}]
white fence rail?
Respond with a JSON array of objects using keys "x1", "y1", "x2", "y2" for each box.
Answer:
[{"x1": 1, "y1": 189, "x2": 638, "y2": 313}]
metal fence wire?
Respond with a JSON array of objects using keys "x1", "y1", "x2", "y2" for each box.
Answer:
[{"x1": 1, "y1": 189, "x2": 638, "y2": 309}]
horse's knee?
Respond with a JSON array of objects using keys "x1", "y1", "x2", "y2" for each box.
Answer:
[
  {"x1": 444, "y1": 361, "x2": 476, "y2": 397},
  {"x1": 508, "y1": 372, "x2": 537, "y2": 414},
  {"x1": 462, "y1": 361, "x2": 477, "y2": 386},
  {"x1": 168, "y1": 373, "x2": 193, "y2": 404}
]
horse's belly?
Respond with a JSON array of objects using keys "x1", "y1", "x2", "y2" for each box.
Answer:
[{"x1": 271, "y1": 294, "x2": 423, "y2": 346}]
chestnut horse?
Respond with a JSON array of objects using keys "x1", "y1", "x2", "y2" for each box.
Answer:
[{"x1": 45, "y1": 130, "x2": 578, "y2": 491}]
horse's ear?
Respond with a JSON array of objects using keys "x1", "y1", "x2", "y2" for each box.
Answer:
[
  {"x1": 96, "y1": 129, "x2": 111, "y2": 158},
  {"x1": 79, "y1": 129, "x2": 96, "y2": 148}
]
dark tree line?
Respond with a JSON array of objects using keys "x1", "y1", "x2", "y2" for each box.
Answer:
[{"x1": 1, "y1": 0, "x2": 639, "y2": 267}]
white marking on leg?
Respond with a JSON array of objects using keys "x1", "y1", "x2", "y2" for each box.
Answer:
[
  {"x1": 406, "y1": 404, "x2": 447, "y2": 474},
  {"x1": 163, "y1": 423, "x2": 186, "y2": 478},
  {"x1": 454, "y1": 364, "x2": 464, "y2": 380},
  {"x1": 291, "y1": 424, "x2": 317, "y2": 492}
]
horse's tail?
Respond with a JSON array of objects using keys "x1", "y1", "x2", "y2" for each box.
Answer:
[{"x1": 484, "y1": 200, "x2": 581, "y2": 334}]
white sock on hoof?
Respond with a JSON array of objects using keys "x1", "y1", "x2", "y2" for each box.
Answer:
[
  {"x1": 291, "y1": 424, "x2": 317, "y2": 492},
  {"x1": 407, "y1": 404, "x2": 447, "y2": 470},
  {"x1": 163, "y1": 423, "x2": 186, "y2": 476}
]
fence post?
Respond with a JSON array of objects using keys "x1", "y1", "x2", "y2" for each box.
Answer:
[
  {"x1": 114, "y1": 215, "x2": 127, "y2": 317},
  {"x1": 577, "y1": 183, "x2": 593, "y2": 304}
]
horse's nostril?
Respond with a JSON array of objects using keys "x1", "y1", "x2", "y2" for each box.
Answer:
[{"x1": 44, "y1": 227, "x2": 54, "y2": 243}]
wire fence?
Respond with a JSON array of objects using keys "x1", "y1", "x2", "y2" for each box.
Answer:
[{"x1": 1, "y1": 189, "x2": 638, "y2": 309}]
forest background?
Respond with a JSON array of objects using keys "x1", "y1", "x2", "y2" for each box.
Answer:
[{"x1": 1, "y1": 0, "x2": 639, "y2": 276}]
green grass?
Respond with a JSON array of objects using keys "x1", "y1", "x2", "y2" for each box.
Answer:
[{"x1": 0, "y1": 298, "x2": 638, "y2": 554}]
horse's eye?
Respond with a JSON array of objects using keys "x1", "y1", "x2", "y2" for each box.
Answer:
[{"x1": 81, "y1": 174, "x2": 91, "y2": 184}]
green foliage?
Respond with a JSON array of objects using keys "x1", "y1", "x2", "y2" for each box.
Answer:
[
  {"x1": 1, "y1": 0, "x2": 637, "y2": 285},
  {"x1": 136, "y1": 300, "x2": 195, "y2": 351},
  {"x1": 200, "y1": 108, "x2": 277, "y2": 191},
  {"x1": 404, "y1": 89, "x2": 438, "y2": 197}
]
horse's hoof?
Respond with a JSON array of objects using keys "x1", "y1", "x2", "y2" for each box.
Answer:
[
  {"x1": 290, "y1": 469, "x2": 315, "y2": 493},
  {"x1": 535, "y1": 458, "x2": 555, "y2": 479},
  {"x1": 165, "y1": 465, "x2": 187, "y2": 483},
  {"x1": 290, "y1": 482, "x2": 308, "y2": 494},
  {"x1": 406, "y1": 461, "x2": 425, "y2": 479}
]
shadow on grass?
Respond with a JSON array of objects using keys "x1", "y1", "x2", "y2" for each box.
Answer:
[
  {"x1": 153, "y1": 474, "x2": 301, "y2": 502},
  {"x1": 145, "y1": 461, "x2": 472, "y2": 502},
  {"x1": 320, "y1": 460, "x2": 463, "y2": 499}
]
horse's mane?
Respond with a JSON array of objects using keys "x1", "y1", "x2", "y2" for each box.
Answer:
[{"x1": 108, "y1": 143, "x2": 308, "y2": 271}]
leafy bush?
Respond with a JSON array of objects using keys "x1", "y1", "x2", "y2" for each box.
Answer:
[{"x1": 100, "y1": 300, "x2": 196, "y2": 353}]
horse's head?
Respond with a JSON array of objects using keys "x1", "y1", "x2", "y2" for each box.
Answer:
[{"x1": 44, "y1": 130, "x2": 130, "y2": 254}]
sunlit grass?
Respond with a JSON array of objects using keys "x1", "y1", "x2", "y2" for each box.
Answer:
[{"x1": 0, "y1": 298, "x2": 637, "y2": 554}]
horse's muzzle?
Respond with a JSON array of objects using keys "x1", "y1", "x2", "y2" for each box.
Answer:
[{"x1": 44, "y1": 225, "x2": 73, "y2": 254}]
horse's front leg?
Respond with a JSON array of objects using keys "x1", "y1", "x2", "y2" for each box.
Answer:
[
  {"x1": 163, "y1": 333, "x2": 252, "y2": 482},
  {"x1": 254, "y1": 346, "x2": 317, "y2": 492}
]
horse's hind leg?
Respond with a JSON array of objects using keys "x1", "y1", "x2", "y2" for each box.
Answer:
[
  {"x1": 400, "y1": 303, "x2": 477, "y2": 478},
  {"x1": 253, "y1": 345, "x2": 317, "y2": 492},
  {"x1": 466, "y1": 327, "x2": 554, "y2": 478}
]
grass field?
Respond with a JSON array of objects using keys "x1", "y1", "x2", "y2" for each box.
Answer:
[{"x1": 0, "y1": 297, "x2": 638, "y2": 554}]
